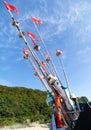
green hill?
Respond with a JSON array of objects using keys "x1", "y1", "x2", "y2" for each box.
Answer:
[
  {"x1": 0, "y1": 85, "x2": 51, "y2": 126},
  {"x1": 0, "y1": 85, "x2": 89, "y2": 127}
]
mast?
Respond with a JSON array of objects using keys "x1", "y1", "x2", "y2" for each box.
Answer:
[{"x1": 32, "y1": 20, "x2": 61, "y2": 82}]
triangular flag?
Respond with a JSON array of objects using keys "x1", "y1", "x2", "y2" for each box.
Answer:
[
  {"x1": 31, "y1": 16, "x2": 42, "y2": 25},
  {"x1": 44, "y1": 53, "x2": 50, "y2": 57},
  {"x1": 23, "y1": 48, "x2": 29, "y2": 55},
  {"x1": 4, "y1": 1, "x2": 19, "y2": 14},
  {"x1": 27, "y1": 32, "x2": 36, "y2": 39}
]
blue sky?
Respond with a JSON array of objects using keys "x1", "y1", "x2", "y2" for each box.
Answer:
[{"x1": 0, "y1": 0, "x2": 91, "y2": 100}]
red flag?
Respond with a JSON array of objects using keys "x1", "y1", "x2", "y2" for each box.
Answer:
[
  {"x1": 27, "y1": 32, "x2": 36, "y2": 39},
  {"x1": 31, "y1": 39, "x2": 37, "y2": 46},
  {"x1": 31, "y1": 17, "x2": 42, "y2": 25},
  {"x1": 42, "y1": 62, "x2": 47, "y2": 67},
  {"x1": 23, "y1": 48, "x2": 29, "y2": 55},
  {"x1": 4, "y1": 1, "x2": 19, "y2": 14},
  {"x1": 44, "y1": 53, "x2": 50, "y2": 57}
]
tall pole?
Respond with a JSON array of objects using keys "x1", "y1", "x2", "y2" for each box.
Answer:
[
  {"x1": 7, "y1": 10, "x2": 51, "y2": 84},
  {"x1": 39, "y1": 50, "x2": 54, "y2": 74},
  {"x1": 28, "y1": 56, "x2": 49, "y2": 91},
  {"x1": 29, "y1": 37, "x2": 54, "y2": 74},
  {"x1": 32, "y1": 22, "x2": 61, "y2": 82},
  {"x1": 59, "y1": 55, "x2": 71, "y2": 95}
]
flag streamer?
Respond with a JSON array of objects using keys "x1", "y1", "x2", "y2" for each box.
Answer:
[
  {"x1": 27, "y1": 32, "x2": 36, "y2": 39},
  {"x1": 4, "y1": 1, "x2": 19, "y2": 14},
  {"x1": 31, "y1": 16, "x2": 42, "y2": 25}
]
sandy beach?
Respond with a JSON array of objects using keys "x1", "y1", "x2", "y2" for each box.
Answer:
[
  {"x1": 15, "y1": 124, "x2": 50, "y2": 130},
  {"x1": 1, "y1": 124, "x2": 50, "y2": 130},
  {"x1": 16, "y1": 125, "x2": 49, "y2": 130}
]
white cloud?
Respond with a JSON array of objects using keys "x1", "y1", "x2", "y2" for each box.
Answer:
[
  {"x1": 76, "y1": 24, "x2": 91, "y2": 43},
  {"x1": 39, "y1": 1, "x2": 91, "y2": 42},
  {"x1": 2, "y1": 0, "x2": 91, "y2": 45},
  {"x1": 0, "y1": 21, "x2": 18, "y2": 50},
  {"x1": 38, "y1": 0, "x2": 47, "y2": 14},
  {"x1": 77, "y1": 47, "x2": 91, "y2": 63}
]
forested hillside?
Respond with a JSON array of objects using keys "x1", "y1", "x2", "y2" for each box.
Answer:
[
  {"x1": 0, "y1": 85, "x2": 89, "y2": 127},
  {"x1": 0, "y1": 85, "x2": 51, "y2": 126}
]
